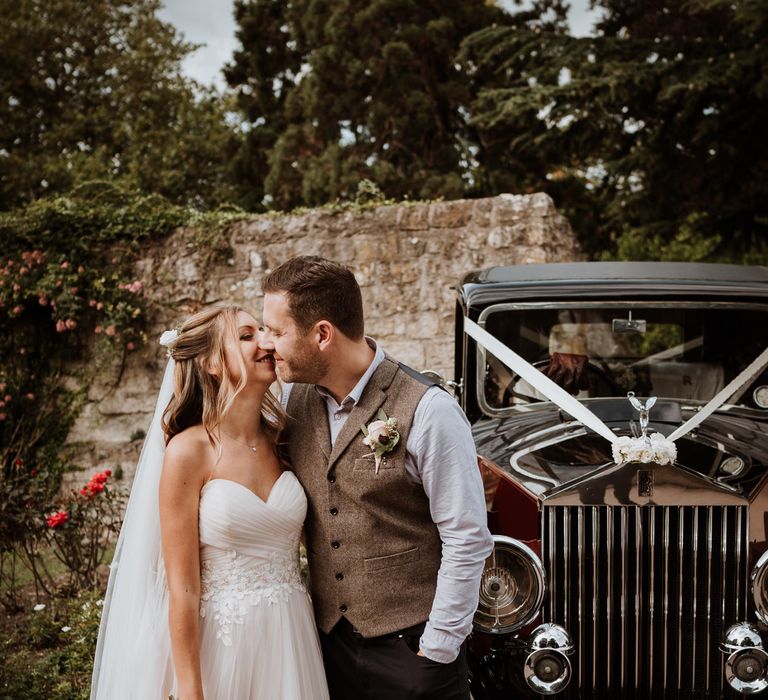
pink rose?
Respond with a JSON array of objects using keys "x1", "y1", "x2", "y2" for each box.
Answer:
[
  {"x1": 362, "y1": 420, "x2": 390, "y2": 446},
  {"x1": 55, "y1": 320, "x2": 67, "y2": 333}
]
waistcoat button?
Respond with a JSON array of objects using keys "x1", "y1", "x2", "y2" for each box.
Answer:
[
  {"x1": 339, "y1": 604, "x2": 348, "y2": 613},
  {"x1": 331, "y1": 540, "x2": 340, "y2": 549},
  {"x1": 328, "y1": 474, "x2": 336, "y2": 483},
  {"x1": 330, "y1": 507, "x2": 338, "y2": 516},
  {"x1": 335, "y1": 572, "x2": 344, "y2": 581}
]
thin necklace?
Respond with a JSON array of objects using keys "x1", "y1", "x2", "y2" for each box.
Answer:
[{"x1": 220, "y1": 428, "x2": 261, "y2": 453}]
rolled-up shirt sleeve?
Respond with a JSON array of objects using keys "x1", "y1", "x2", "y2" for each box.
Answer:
[{"x1": 407, "y1": 387, "x2": 494, "y2": 663}]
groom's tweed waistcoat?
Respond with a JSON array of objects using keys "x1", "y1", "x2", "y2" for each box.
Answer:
[{"x1": 285, "y1": 355, "x2": 443, "y2": 637}]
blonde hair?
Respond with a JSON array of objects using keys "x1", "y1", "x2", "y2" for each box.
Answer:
[{"x1": 161, "y1": 305, "x2": 286, "y2": 460}]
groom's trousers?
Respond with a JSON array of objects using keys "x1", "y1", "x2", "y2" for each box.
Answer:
[{"x1": 319, "y1": 618, "x2": 470, "y2": 700}]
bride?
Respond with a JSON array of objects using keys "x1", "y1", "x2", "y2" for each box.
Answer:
[{"x1": 90, "y1": 305, "x2": 329, "y2": 699}]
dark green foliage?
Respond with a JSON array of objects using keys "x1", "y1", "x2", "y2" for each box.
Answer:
[
  {"x1": 460, "y1": 0, "x2": 768, "y2": 260},
  {"x1": 226, "y1": 0, "x2": 504, "y2": 209},
  {"x1": 0, "y1": 184, "x2": 186, "y2": 610},
  {"x1": 0, "y1": 589, "x2": 104, "y2": 699},
  {"x1": 0, "y1": 0, "x2": 241, "y2": 211},
  {"x1": 224, "y1": 0, "x2": 305, "y2": 211}
]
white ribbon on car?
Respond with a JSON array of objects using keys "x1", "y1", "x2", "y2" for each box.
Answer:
[{"x1": 464, "y1": 317, "x2": 768, "y2": 465}]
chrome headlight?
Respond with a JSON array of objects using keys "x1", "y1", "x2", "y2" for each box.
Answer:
[
  {"x1": 721, "y1": 622, "x2": 768, "y2": 694},
  {"x1": 751, "y1": 550, "x2": 768, "y2": 625},
  {"x1": 524, "y1": 623, "x2": 574, "y2": 695},
  {"x1": 473, "y1": 535, "x2": 546, "y2": 634}
]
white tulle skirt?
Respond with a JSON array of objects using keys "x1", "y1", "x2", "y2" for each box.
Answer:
[{"x1": 182, "y1": 586, "x2": 329, "y2": 700}]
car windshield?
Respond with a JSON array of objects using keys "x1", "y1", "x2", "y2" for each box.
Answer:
[{"x1": 481, "y1": 304, "x2": 768, "y2": 409}]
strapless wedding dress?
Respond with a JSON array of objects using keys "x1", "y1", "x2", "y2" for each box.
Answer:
[{"x1": 181, "y1": 470, "x2": 329, "y2": 699}]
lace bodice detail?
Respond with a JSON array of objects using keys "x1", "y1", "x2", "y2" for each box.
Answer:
[
  {"x1": 197, "y1": 473, "x2": 307, "y2": 646},
  {"x1": 200, "y1": 545, "x2": 305, "y2": 646}
]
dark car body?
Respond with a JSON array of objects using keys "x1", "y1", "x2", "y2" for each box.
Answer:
[{"x1": 455, "y1": 263, "x2": 768, "y2": 698}]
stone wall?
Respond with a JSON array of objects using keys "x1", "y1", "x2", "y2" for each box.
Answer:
[{"x1": 67, "y1": 193, "x2": 581, "y2": 480}]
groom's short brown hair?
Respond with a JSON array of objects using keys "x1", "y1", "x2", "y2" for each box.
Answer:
[{"x1": 263, "y1": 256, "x2": 365, "y2": 340}]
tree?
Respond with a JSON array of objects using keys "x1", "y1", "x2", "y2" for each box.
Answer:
[
  {"x1": 224, "y1": 0, "x2": 305, "y2": 211},
  {"x1": 460, "y1": 0, "x2": 768, "y2": 260},
  {"x1": 226, "y1": 0, "x2": 504, "y2": 210},
  {"x1": 0, "y1": 0, "x2": 241, "y2": 210}
]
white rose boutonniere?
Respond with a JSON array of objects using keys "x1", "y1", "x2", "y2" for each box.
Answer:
[{"x1": 360, "y1": 409, "x2": 400, "y2": 474}]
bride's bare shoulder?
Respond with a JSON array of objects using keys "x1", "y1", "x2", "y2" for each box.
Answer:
[{"x1": 163, "y1": 425, "x2": 215, "y2": 477}]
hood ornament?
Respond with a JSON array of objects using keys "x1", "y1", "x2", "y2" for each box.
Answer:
[
  {"x1": 612, "y1": 393, "x2": 677, "y2": 466},
  {"x1": 627, "y1": 392, "x2": 656, "y2": 439}
]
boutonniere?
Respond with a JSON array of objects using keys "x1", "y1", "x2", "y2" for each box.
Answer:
[{"x1": 360, "y1": 409, "x2": 400, "y2": 474}]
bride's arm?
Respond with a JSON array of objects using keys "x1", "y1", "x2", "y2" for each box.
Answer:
[{"x1": 160, "y1": 435, "x2": 206, "y2": 700}]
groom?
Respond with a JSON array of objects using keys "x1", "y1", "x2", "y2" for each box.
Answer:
[{"x1": 261, "y1": 256, "x2": 493, "y2": 699}]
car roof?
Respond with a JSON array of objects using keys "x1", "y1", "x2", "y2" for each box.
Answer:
[{"x1": 459, "y1": 262, "x2": 768, "y2": 307}]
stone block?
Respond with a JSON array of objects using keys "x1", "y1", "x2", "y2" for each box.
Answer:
[
  {"x1": 428, "y1": 200, "x2": 472, "y2": 229},
  {"x1": 397, "y1": 204, "x2": 430, "y2": 231}
]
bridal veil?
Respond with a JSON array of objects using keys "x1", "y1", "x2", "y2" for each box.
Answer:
[{"x1": 90, "y1": 353, "x2": 176, "y2": 699}]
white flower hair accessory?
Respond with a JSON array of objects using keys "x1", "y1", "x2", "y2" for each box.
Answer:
[
  {"x1": 159, "y1": 329, "x2": 179, "y2": 357},
  {"x1": 361, "y1": 409, "x2": 400, "y2": 474}
]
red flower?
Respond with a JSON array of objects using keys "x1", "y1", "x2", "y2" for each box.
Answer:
[
  {"x1": 30, "y1": 468, "x2": 37, "y2": 477},
  {"x1": 46, "y1": 511, "x2": 68, "y2": 528},
  {"x1": 81, "y1": 470, "x2": 111, "y2": 497}
]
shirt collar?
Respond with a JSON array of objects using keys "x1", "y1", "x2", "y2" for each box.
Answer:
[{"x1": 315, "y1": 337, "x2": 385, "y2": 408}]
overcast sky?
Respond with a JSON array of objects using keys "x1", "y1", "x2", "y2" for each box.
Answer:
[{"x1": 158, "y1": 0, "x2": 602, "y2": 91}]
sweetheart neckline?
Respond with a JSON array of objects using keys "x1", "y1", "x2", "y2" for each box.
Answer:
[{"x1": 202, "y1": 471, "x2": 291, "y2": 506}]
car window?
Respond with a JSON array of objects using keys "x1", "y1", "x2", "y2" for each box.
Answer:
[{"x1": 481, "y1": 305, "x2": 766, "y2": 409}]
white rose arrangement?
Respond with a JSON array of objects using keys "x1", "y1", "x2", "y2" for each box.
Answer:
[{"x1": 612, "y1": 432, "x2": 677, "y2": 466}]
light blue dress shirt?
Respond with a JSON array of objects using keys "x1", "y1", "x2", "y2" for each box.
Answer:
[{"x1": 282, "y1": 339, "x2": 494, "y2": 663}]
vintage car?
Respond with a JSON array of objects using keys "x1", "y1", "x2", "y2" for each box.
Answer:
[{"x1": 449, "y1": 262, "x2": 768, "y2": 698}]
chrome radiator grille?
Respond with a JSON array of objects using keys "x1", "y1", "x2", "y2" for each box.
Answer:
[{"x1": 542, "y1": 505, "x2": 748, "y2": 696}]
